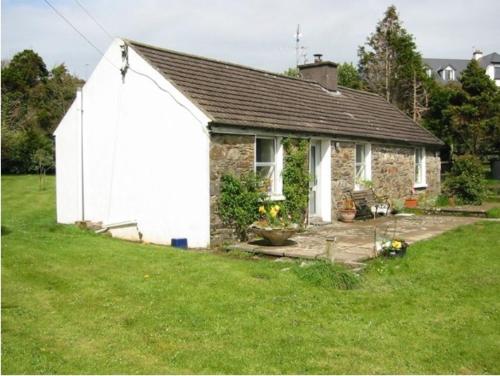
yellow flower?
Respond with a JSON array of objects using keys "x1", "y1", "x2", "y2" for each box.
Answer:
[
  {"x1": 273, "y1": 205, "x2": 280, "y2": 212},
  {"x1": 259, "y1": 206, "x2": 266, "y2": 214},
  {"x1": 392, "y1": 240, "x2": 402, "y2": 249},
  {"x1": 269, "y1": 208, "x2": 277, "y2": 218}
]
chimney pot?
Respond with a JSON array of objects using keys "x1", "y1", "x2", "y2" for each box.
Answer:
[
  {"x1": 473, "y1": 49, "x2": 483, "y2": 60},
  {"x1": 314, "y1": 53, "x2": 323, "y2": 63}
]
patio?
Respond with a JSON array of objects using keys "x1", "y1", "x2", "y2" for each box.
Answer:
[{"x1": 230, "y1": 215, "x2": 482, "y2": 266}]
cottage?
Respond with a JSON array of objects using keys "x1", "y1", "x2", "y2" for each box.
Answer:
[{"x1": 55, "y1": 38, "x2": 443, "y2": 248}]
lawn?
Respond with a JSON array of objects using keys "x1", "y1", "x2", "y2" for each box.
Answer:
[{"x1": 2, "y1": 175, "x2": 500, "y2": 374}]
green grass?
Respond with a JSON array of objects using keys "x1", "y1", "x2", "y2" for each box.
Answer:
[
  {"x1": 2, "y1": 175, "x2": 500, "y2": 374},
  {"x1": 486, "y1": 207, "x2": 500, "y2": 218}
]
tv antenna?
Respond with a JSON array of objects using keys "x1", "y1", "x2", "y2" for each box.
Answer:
[{"x1": 294, "y1": 24, "x2": 307, "y2": 67}]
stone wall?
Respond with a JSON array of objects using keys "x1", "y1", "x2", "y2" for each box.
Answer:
[
  {"x1": 210, "y1": 133, "x2": 255, "y2": 245},
  {"x1": 331, "y1": 141, "x2": 356, "y2": 219},
  {"x1": 331, "y1": 141, "x2": 441, "y2": 219},
  {"x1": 426, "y1": 149, "x2": 441, "y2": 196},
  {"x1": 371, "y1": 144, "x2": 415, "y2": 199},
  {"x1": 208, "y1": 134, "x2": 441, "y2": 244}
]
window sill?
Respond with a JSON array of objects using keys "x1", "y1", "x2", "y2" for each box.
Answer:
[
  {"x1": 269, "y1": 194, "x2": 286, "y2": 201},
  {"x1": 413, "y1": 183, "x2": 428, "y2": 189}
]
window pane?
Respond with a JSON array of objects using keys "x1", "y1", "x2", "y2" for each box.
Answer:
[
  {"x1": 356, "y1": 164, "x2": 365, "y2": 179},
  {"x1": 256, "y1": 165, "x2": 274, "y2": 192},
  {"x1": 495, "y1": 67, "x2": 500, "y2": 80},
  {"x1": 256, "y1": 138, "x2": 274, "y2": 163},
  {"x1": 356, "y1": 144, "x2": 365, "y2": 164}
]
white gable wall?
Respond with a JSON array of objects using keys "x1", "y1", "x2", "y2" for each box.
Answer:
[{"x1": 54, "y1": 38, "x2": 211, "y2": 247}]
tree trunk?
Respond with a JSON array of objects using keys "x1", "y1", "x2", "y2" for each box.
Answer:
[{"x1": 412, "y1": 70, "x2": 417, "y2": 122}]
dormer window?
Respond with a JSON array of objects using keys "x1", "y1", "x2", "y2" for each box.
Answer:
[
  {"x1": 443, "y1": 67, "x2": 455, "y2": 81},
  {"x1": 494, "y1": 66, "x2": 500, "y2": 80},
  {"x1": 426, "y1": 68, "x2": 432, "y2": 78}
]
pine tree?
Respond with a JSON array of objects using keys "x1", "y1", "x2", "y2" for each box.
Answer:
[
  {"x1": 448, "y1": 59, "x2": 500, "y2": 156},
  {"x1": 358, "y1": 5, "x2": 428, "y2": 120}
]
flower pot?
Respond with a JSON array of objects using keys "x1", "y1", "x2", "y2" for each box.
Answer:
[
  {"x1": 338, "y1": 209, "x2": 356, "y2": 223},
  {"x1": 250, "y1": 224, "x2": 298, "y2": 246},
  {"x1": 404, "y1": 198, "x2": 418, "y2": 208}
]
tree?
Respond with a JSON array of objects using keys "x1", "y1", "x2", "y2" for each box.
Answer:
[
  {"x1": 337, "y1": 62, "x2": 362, "y2": 89},
  {"x1": 447, "y1": 59, "x2": 500, "y2": 156},
  {"x1": 1, "y1": 49, "x2": 83, "y2": 174},
  {"x1": 32, "y1": 147, "x2": 54, "y2": 190},
  {"x1": 283, "y1": 67, "x2": 299, "y2": 78},
  {"x1": 358, "y1": 5, "x2": 429, "y2": 120}
]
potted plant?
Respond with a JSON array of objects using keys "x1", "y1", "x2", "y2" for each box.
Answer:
[
  {"x1": 380, "y1": 238, "x2": 409, "y2": 257},
  {"x1": 404, "y1": 188, "x2": 418, "y2": 208},
  {"x1": 250, "y1": 204, "x2": 298, "y2": 246},
  {"x1": 338, "y1": 197, "x2": 357, "y2": 222}
]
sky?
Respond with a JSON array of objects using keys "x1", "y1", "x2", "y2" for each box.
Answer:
[{"x1": 2, "y1": 0, "x2": 500, "y2": 79}]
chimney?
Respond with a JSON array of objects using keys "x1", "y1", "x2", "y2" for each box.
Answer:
[
  {"x1": 473, "y1": 49, "x2": 483, "y2": 60},
  {"x1": 298, "y1": 54, "x2": 338, "y2": 92}
]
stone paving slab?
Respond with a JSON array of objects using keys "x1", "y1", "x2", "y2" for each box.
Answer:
[{"x1": 230, "y1": 215, "x2": 482, "y2": 265}]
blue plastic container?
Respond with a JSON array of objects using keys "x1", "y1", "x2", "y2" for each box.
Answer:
[{"x1": 171, "y1": 238, "x2": 188, "y2": 249}]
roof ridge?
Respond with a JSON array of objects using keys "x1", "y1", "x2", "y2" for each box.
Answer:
[{"x1": 123, "y1": 37, "x2": 319, "y2": 86}]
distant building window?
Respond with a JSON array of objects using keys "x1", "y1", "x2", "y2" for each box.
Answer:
[
  {"x1": 443, "y1": 68, "x2": 455, "y2": 81},
  {"x1": 495, "y1": 66, "x2": 500, "y2": 80},
  {"x1": 426, "y1": 68, "x2": 432, "y2": 78}
]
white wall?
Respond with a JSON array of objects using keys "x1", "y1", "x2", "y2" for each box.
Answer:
[
  {"x1": 54, "y1": 38, "x2": 211, "y2": 247},
  {"x1": 55, "y1": 95, "x2": 81, "y2": 223},
  {"x1": 485, "y1": 64, "x2": 500, "y2": 86}
]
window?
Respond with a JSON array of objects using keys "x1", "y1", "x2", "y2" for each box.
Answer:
[
  {"x1": 443, "y1": 68, "x2": 455, "y2": 81},
  {"x1": 415, "y1": 147, "x2": 426, "y2": 187},
  {"x1": 494, "y1": 66, "x2": 500, "y2": 80},
  {"x1": 426, "y1": 68, "x2": 433, "y2": 78},
  {"x1": 255, "y1": 137, "x2": 282, "y2": 196},
  {"x1": 355, "y1": 143, "x2": 371, "y2": 190}
]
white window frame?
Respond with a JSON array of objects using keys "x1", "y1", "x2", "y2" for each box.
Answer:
[
  {"x1": 354, "y1": 143, "x2": 372, "y2": 191},
  {"x1": 255, "y1": 136, "x2": 284, "y2": 200},
  {"x1": 443, "y1": 67, "x2": 455, "y2": 81},
  {"x1": 414, "y1": 147, "x2": 427, "y2": 188}
]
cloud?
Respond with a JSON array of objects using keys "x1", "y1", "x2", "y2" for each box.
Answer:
[{"x1": 2, "y1": 0, "x2": 499, "y2": 79}]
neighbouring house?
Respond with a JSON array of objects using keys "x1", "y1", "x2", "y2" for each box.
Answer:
[
  {"x1": 424, "y1": 49, "x2": 500, "y2": 86},
  {"x1": 55, "y1": 38, "x2": 443, "y2": 248}
]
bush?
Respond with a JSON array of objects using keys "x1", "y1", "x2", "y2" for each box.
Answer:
[
  {"x1": 282, "y1": 138, "x2": 310, "y2": 225},
  {"x1": 218, "y1": 173, "x2": 266, "y2": 241},
  {"x1": 435, "y1": 194, "x2": 450, "y2": 207},
  {"x1": 444, "y1": 155, "x2": 487, "y2": 204}
]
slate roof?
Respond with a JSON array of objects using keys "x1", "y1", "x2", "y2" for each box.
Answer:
[
  {"x1": 127, "y1": 39, "x2": 442, "y2": 146},
  {"x1": 424, "y1": 53, "x2": 500, "y2": 81},
  {"x1": 479, "y1": 52, "x2": 500, "y2": 67},
  {"x1": 423, "y1": 58, "x2": 470, "y2": 81}
]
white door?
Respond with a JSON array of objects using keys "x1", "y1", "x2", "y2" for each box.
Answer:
[{"x1": 309, "y1": 141, "x2": 321, "y2": 216}]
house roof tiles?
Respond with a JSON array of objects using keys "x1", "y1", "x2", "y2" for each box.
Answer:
[{"x1": 127, "y1": 39, "x2": 443, "y2": 146}]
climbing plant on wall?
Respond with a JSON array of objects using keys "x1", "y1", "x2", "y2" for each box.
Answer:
[{"x1": 282, "y1": 138, "x2": 310, "y2": 225}]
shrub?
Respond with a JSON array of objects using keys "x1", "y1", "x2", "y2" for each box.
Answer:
[
  {"x1": 282, "y1": 138, "x2": 310, "y2": 225},
  {"x1": 444, "y1": 154, "x2": 487, "y2": 204},
  {"x1": 435, "y1": 194, "x2": 450, "y2": 207},
  {"x1": 218, "y1": 173, "x2": 266, "y2": 241}
]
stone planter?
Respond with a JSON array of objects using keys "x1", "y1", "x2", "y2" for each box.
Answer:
[
  {"x1": 250, "y1": 224, "x2": 298, "y2": 246},
  {"x1": 338, "y1": 209, "x2": 356, "y2": 222},
  {"x1": 404, "y1": 198, "x2": 418, "y2": 208}
]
